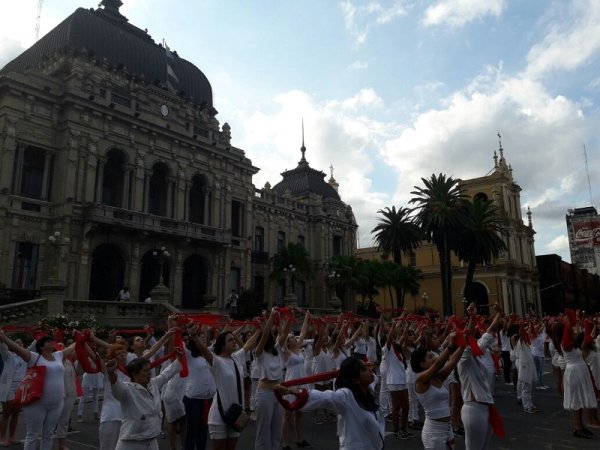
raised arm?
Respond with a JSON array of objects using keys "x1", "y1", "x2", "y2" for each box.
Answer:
[
  {"x1": 186, "y1": 323, "x2": 214, "y2": 366},
  {"x1": 0, "y1": 330, "x2": 31, "y2": 362},
  {"x1": 298, "y1": 311, "x2": 311, "y2": 348},
  {"x1": 143, "y1": 328, "x2": 176, "y2": 360},
  {"x1": 255, "y1": 308, "x2": 277, "y2": 358},
  {"x1": 242, "y1": 327, "x2": 261, "y2": 353}
]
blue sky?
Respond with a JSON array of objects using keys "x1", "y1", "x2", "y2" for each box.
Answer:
[{"x1": 2, "y1": 0, "x2": 599, "y2": 261}]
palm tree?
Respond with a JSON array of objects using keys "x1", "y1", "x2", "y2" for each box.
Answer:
[
  {"x1": 372, "y1": 206, "x2": 422, "y2": 264},
  {"x1": 393, "y1": 264, "x2": 423, "y2": 309},
  {"x1": 410, "y1": 173, "x2": 466, "y2": 316},
  {"x1": 371, "y1": 206, "x2": 421, "y2": 307},
  {"x1": 456, "y1": 198, "x2": 507, "y2": 304}
]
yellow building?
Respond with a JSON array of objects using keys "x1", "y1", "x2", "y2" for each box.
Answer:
[{"x1": 356, "y1": 143, "x2": 540, "y2": 316}]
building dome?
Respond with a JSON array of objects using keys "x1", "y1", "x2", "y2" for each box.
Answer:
[
  {"x1": 0, "y1": 1, "x2": 213, "y2": 107},
  {"x1": 271, "y1": 144, "x2": 341, "y2": 201}
]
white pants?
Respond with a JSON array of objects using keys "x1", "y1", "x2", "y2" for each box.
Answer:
[
  {"x1": 250, "y1": 378, "x2": 259, "y2": 410},
  {"x1": 379, "y1": 367, "x2": 390, "y2": 416},
  {"x1": 115, "y1": 439, "x2": 159, "y2": 450},
  {"x1": 23, "y1": 395, "x2": 64, "y2": 450},
  {"x1": 461, "y1": 402, "x2": 492, "y2": 450},
  {"x1": 99, "y1": 420, "x2": 122, "y2": 450},
  {"x1": 56, "y1": 394, "x2": 76, "y2": 439},
  {"x1": 78, "y1": 387, "x2": 100, "y2": 416},
  {"x1": 255, "y1": 387, "x2": 283, "y2": 450},
  {"x1": 421, "y1": 417, "x2": 454, "y2": 450},
  {"x1": 407, "y1": 382, "x2": 420, "y2": 422},
  {"x1": 518, "y1": 381, "x2": 533, "y2": 409}
]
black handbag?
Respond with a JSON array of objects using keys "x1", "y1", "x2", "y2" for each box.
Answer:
[{"x1": 217, "y1": 358, "x2": 249, "y2": 432}]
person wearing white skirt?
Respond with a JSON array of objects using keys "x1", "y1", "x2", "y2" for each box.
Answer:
[
  {"x1": 77, "y1": 370, "x2": 103, "y2": 421},
  {"x1": 562, "y1": 323, "x2": 597, "y2": 439}
]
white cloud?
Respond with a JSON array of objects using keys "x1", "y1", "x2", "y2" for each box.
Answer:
[
  {"x1": 547, "y1": 235, "x2": 569, "y2": 254},
  {"x1": 525, "y1": 0, "x2": 600, "y2": 78},
  {"x1": 347, "y1": 60, "x2": 369, "y2": 70},
  {"x1": 423, "y1": 0, "x2": 505, "y2": 28},
  {"x1": 340, "y1": 1, "x2": 408, "y2": 46}
]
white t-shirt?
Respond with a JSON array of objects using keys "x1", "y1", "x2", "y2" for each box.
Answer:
[
  {"x1": 384, "y1": 345, "x2": 406, "y2": 386},
  {"x1": 257, "y1": 345, "x2": 283, "y2": 381},
  {"x1": 531, "y1": 333, "x2": 545, "y2": 358},
  {"x1": 184, "y1": 350, "x2": 216, "y2": 399},
  {"x1": 28, "y1": 351, "x2": 65, "y2": 400},
  {"x1": 117, "y1": 290, "x2": 130, "y2": 301},
  {"x1": 100, "y1": 369, "x2": 130, "y2": 423},
  {"x1": 207, "y1": 349, "x2": 246, "y2": 426}
]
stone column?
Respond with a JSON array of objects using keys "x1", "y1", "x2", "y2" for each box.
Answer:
[
  {"x1": 175, "y1": 178, "x2": 186, "y2": 221},
  {"x1": 173, "y1": 250, "x2": 184, "y2": 308},
  {"x1": 12, "y1": 146, "x2": 24, "y2": 194},
  {"x1": 41, "y1": 152, "x2": 52, "y2": 200},
  {"x1": 0, "y1": 140, "x2": 18, "y2": 193},
  {"x1": 122, "y1": 167, "x2": 131, "y2": 209},
  {"x1": 95, "y1": 158, "x2": 105, "y2": 203},
  {"x1": 143, "y1": 172, "x2": 151, "y2": 213},
  {"x1": 203, "y1": 191, "x2": 210, "y2": 225},
  {"x1": 166, "y1": 177, "x2": 174, "y2": 218}
]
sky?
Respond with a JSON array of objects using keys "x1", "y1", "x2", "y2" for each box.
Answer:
[{"x1": 1, "y1": 0, "x2": 599, "y2": 262}]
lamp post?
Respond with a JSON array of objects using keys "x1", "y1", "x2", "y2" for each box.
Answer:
[
  {"x1": 422, "y1": 291, "x2": 429, "y2": 310},
  {"x1": 282, "y1": 264, "x2": 297, "y2": 306},
  {"x1": 323, "y1": 261, "x2": 342, "y2": 311},
  {"x1": 150, "y1": 247, "x2": 171, "y2": 303},
  {"x1": 41, "y1": 230, "x2": 70, "y2": 314}
]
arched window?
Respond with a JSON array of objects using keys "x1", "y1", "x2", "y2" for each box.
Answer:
[
  {"x1": 189, "y1": 174, "x2": 208, "y2": 224},
  {"x1": 474, "y1": 192, "x2": 488, "y2": 202},
  {"x1": 102, "y1": 149, "x2": 127, "y2": 207},
  {"x1": 149, "y1": 163, "x2": 169, "y2": 216}
]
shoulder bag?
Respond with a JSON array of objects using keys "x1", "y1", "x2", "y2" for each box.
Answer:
[
  {"x1": 217, "y1": 358, "x2": 250, "y2": 432},
  {"x1": 13, "y1": 354, "x2": 46, "y2": 408}
]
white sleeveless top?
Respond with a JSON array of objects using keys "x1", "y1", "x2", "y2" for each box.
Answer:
[
  {"x1": 416, "y1": 382, "x2": 450, "y2": 420},
  {"x1": 257, "y1": 345, "x2": 283, "y2": 381}
]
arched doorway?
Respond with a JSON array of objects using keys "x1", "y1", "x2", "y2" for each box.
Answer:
[
  {"x1": 470, "y1": 282, "x2": 489, "y2": 315},
  {"x1": 102, "y1": 149, "x2": 127, "y2": 207},
  {"x1": 182, "y1": 255, "x2": 209, "y2": 309},
  {"x1": 89, "y1": 244, "x2": 125, "y2": 300},
  {"x1": 139, "y1": 250, "x2": 171, "y2": 302},
  {"x1": 149, "y1": 163, "x2": 169, "y2": 216}
]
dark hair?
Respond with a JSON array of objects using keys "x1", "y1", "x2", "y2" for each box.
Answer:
[
  {"x1": 335, "y1": 356, "x2": 378, "y2": 412},
  {"x1": 36, "y1": 336, "x2": 54, "y2": 353},
  {"x1": 262, "y1": 331, "x2": 278, "y2": 356},
  {"x1": 410, "y1": 347, "x2": 428, "y2": 373},
  {"x1": 126, "y1": 357, "x2": 150, "y2": 378},
  {"x1": 213, "y1": 332, "x2": 233, "y2": 356}
]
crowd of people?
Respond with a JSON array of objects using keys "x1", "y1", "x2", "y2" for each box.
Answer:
[{"x1": 0, "y1": 303, "x2": 598, "y2": 449}]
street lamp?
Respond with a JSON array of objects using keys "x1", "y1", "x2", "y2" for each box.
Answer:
[
  {"x1": 323, "y1": 262, "x2": 342, "y2": 311},
  {"x1": 152, "y1": 247, "x2": 170, "y2": 285},
  {"x1": 282, "y1": 264, "x2": 297, "y2": 306},
  {"x1": 46, "y1": 231, "x2": 70, "y2": 282},
  {"x1": 422, "y1": 292, "x2": 429, "y2": 310}
]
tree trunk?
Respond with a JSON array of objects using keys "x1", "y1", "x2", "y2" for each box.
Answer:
[
  {"x1": 441, "y1": 234, "x2": 453, "y2": 316},
  {"x1": 394, "y1": 286, "x2": 403, "y2": 309}
]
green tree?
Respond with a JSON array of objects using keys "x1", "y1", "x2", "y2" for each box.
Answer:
[
  {"x1": 355, "y1": 259, "x2": 385, "y2": 308},
  {"x1": 456, "y1": 198, "x2": 507, "y2": 303},
  {"x1": 393, "y1": 264, "x2": 423, "y2": 309},
  {"x1": 410, "y1": 173, "x2": 466, "y2": 316},
  {"x1": 371, "y1": 206, "x2": 421, "y2": 307},
  {"x1": 270, "y1": 243, "x2": 313, "y2": 291}
]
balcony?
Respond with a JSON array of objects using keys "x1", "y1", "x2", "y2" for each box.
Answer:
[{"x1": 84, "y1": 204, "x2": 231, "y2": 244}]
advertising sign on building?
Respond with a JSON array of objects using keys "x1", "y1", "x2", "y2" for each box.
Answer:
[{"x1": 572, "y1": 220, "x2": 600, "y2": 247}]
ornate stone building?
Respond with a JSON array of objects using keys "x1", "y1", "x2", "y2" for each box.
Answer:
[
  {"x1": 357, "y1": 141, "x2": 540, "y2": 316},
  {"x1": 0, "y1": 1, "x2": 356, "y2": 310}
]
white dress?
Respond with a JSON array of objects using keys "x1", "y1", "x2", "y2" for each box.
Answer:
[{"x1": 562, "y1": 348, "x2": 596, "y2": 410}]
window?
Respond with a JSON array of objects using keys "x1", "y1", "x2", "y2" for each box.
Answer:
[
  {"x1": 297, "y1": 235, "x2": 305, "y2": 247},
  {"x1": 254, "y1": 227, "x2": 265, "y2": 252},
  {"x1": 333, "y1": 235, "x2": 342, "y2": 256},
  {"x1": 474, "y1": 192, "x2": 488, "y2": 202},
  {"x1": 408, "y1": 250, "x2": 416, "y2": 267},
  {"x1": 12, "y1": 242, "x2": 39, "y2": 289},
  {"x1": 189, "y1": 174, "x2": 208, "y2": 224},
  {"x1": 277, "y1": 231, "x2": 286, "y2": 250},
  {"x1": 231, "y1": 200, "x2": 244, "y2": 237},
  {"x1": 20, "y1": 147, "x2": 46, "y2": 199},
  {"x1": 148, "y1": 163, "x2": 169, "y2": 216},
  {"x1": 102, "y1": 149, "x2": 127, "y2": 207}
]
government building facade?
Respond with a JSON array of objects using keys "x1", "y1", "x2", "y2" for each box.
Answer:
[{"x1": 0, "y1": 1, "x2": 357, "y2": 310}]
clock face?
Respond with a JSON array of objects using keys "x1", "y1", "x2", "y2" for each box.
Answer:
[{"x1": 160, "y1": 104, "x2": 169, "y2": 117}]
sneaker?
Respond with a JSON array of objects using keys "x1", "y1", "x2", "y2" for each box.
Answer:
[
  {"x1": 394, "y1": 431, "x2": 410, "y2": 440},
  {"x1": 573, "y1": 429, "x2": 593, "y2": 439},
  {"x1": 402, "y1": 429, "x2": 415, "y2": 438},
  {"x1": 296, "y1": 440, "x2": 313, "y2": 448},
  {"x1": 505, "y1": 381, "x2": 513, "y2": 385},
  {"x1": 524, "y1": 408, "x2": 538, "y2": 414},
  {"x1": 582, "y1": 428, "x2": 594, "y2": 437},
  {"x1": 76, "y1": 416, "x2": 83, "y2": 423},
  {"x1": 453, "y1": 428, "x2": 465, "y2": 438}
]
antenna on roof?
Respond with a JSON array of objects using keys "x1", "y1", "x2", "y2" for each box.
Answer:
[
  {"x1": 35, "y1": 0, "x2": 43, "y2": 42},
  {"x1": 583, "y1": 143, "x2": 595, "y2": 207}
]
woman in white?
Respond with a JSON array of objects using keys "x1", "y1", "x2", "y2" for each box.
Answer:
[
  {"x1": 282, "y1": 313, "x2": 311, "y2": 450},
  {"x1": 385, "y1": 320, "x2": 413, "y2": 439},
  {"x1": 411, "y1": 332, "x2": 465, "y2": 450},
  {"x1": 161, "y1": 360, "x2": 187, "y2": 450},
  {"x1": 562, "y1": 320, "x2": 597, "y2": 439},
  {"x1": 0, "y1": 331, "x2": 76, "y2": 450},
  {"x1": 255, "y1": 308, "x2": 289, "y2": 450},
  {"x1": 99, "y1": 344, "x2": 130, "y2": 450},
  {"x1": 77, "y1": 370, "x2": 103, "y2": 421},
  {"x1": 186, "y1": 323, "x2": 259, "y2": 450},
  {"x1": 56, "y1": 349, "x2": 78, "y2": 450},
  {"x1": 511, "y1": 327, "x2": 538, "y2": 413},
  {"x1": 286, "y1": 355, "x2": 384, "y2": 450},
  {"x1": 311, "y1": 328, "x2": 331, "y2": 424},
  {"x1": 0, "y1": 338, "x2": 27, "y2": 446}
]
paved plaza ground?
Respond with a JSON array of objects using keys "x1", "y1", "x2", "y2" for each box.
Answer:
[{"x1": 8, "y1": 369, "x2": 600, "y2": 449}]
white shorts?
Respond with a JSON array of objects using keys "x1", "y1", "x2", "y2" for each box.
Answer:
[
  {"x1": 208, "y1": 423, "x2": 240, "y2": 440},
  {"x1": 163, "y1": 398, "x2": 185, "y2": 423},
  {"x1": 388, "y1": 384, "x2": 407, "y2": 392}
]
